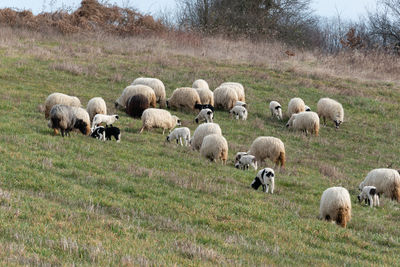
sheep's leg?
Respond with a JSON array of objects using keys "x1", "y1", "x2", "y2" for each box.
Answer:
[
  {"x1": 368, "y1": 196, "x2": 373, "y2": 208},
  {"x1": 265, "y1": 185, "x2": 269, "y2": 193},
  {"x1": 176, "y1": 138, "x2": 179, "y2": 145},
  {"x1": 262, "y1": 185, "x2": 266, "y2": 192},
  {"x1": 375, "y1": 195, "x2": 380, "y2": 207},
  {"x1": 139, "y1": 126, "x2": 145, "y2": 134},
  {"x1": 179, "y1": 137, "x2": 183, "y2": 146},
  {"x1": 61, "y1": 129, "x2": 65, "y2": 137},
  {"x1": 323, "y1": 116, "x2": 326, "y2": 126},
  {"x1": 162, "y1": 129, "x2": 165, "y2": 135}
]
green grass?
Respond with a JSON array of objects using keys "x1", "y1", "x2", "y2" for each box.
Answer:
[{"x1": 0, "y1": 30, "x2": 400, "y2": 265}]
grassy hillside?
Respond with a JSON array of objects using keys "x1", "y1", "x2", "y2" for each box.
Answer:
[{"x1": 0, "y1": 27, "x2": 400, "y2": 265}]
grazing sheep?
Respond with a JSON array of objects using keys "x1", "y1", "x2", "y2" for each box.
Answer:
[
  {"x1": 305, "y1": 105, "x2": 311, "y2": 112},
  {"x1": 235, "y1": 152, "x2": 248, "y2": 164},
  {"x1": 235, "y1": 101, "x2": 247, "y2": 108},
  {"x1": 87, "y1": 97, "x2": 107, "y2": 121},
  {"x1": 139, "y1": 108, "x2": 181, "y2": 135},
  {"x1": 90, "y1": 126, "x2": 121, "y2": 142},
  {"x1": 192, "y1": 79, "x2": 210, "y2": 90},
  {"x1": 286, "y1": 111, "x2": 320, "y2": 136},
  {"x1": 317, "y1": 98, "x2": 344, "y2": 129},
  {"x1": 126, "y1": 94, "x2": 149, "y2": 118},
  {"x1": 251, "y1": 168, "x2": 275, "y2": 193},
  {"x1": 91, "y1": 126, "x2": 106, "y2": 141},
  {"x1": 49, "y1": 105, "x2": 89, "y2": 137},
  {"x1": 132, "y1": 77, "x2": 166, "y2": 108},
  {"x1": 92, "y1": 114, "x2": 119, "y2": 130},
  {"x1": 358, "y1": 168, "x2": 400, "y2": 202},
  {"x1": 166, "y1": 87, "x2": 201, "y2": 112},
  {"x1": 248, "y1": 136, "x2": 285, "y2": 168},
  {"x1": 287, "y1": 97, "x2": 305, "y2": 118},
  {"x1": 220, "y1": 82, "x2": 245, "y2": 102},
  {"x1": 195, "y1": 87, "x2": 214, "y2": 106},
  {"x1": 319, "y1": 187, "x2": 351, "y2": 228},
  {"x1": 191, "y1": 123, "x2": 222, "y2": 151},
  {"x1": 200, "y1": 134, "x2": 228, "y2": 164},
  {"x1": 194, "y1": 103, "x2": 214, "y2": 112},
  {"x1": 230, "y1": 105, "x2": 248, "y2": 120},
  {"x1": 269, "y1": 101, "x2": 283, "y2": 120},
  {"x1": 73, "y1": 107, "x2": 91, "y2": 135},
  {"x1": 235, "y1": 155, "x2": 257, "y2": 170},
  {"x1": 115, "y1": 85, "x2": 156, "y2": 110},
  {"x1": 213, "y1": 86, "x2": 238, "y2": 110},
  {"x1": 166, "y1": 127, "x2": 191, "y2": 146},
  {"x1": 44, "y1": 92, "x2": 81, "y2": 119},
  {"x1": 358, "y1": 186, "x2": 380, "y2": 208},
  {"x1": 195, "y1": 108, "x2": 214, "y2": 123}
]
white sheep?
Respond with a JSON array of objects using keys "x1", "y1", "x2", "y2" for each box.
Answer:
[
  {"x1": 317, "y1": 98, "x2": 344, "y2": 129},
  {"x1": 200, "y1": 134, "x2": 228, "y2": 164},
  {"x1": 91, "y1": 114, "x2": 119, "y2": 131},
  {"x1": 269, "y1": 101, "x2": 283, "y2": 120},
  {"x1": 248, "y1": 136, "x2": 285, "y2": 168},
  {"x1": 251, "y1": 168, "x2": 275, "y2": 193},
  {"x1": 305, "y1": 105, "x2": 311, "y2": 112},
  {"x1": 286, "y1": 111, "x2": 320, "y2": 136},
  {"x1": 234, "y1": 152, "x2": 248, "y2": 164},
  {"x1": 287, "y1": 97, "x2": 305, "y2": 118},
  {"x1": 235, "y1": 101, "x2": 247, "y2": 108},
  {"x1": 230, "y1": 105, "x2": 248, "y2": 120},
  {"x1": 139, "y1": 108, "x2": 181, "y2": 135},
  {"x1": 166, "y1": 87, "x2": 201, "y2": 112},
  {"x1": 192, "y1": 79, "x2": 209, "y2": 90},
  {"x1": 115, "y1": 85, "x2": 156, "y2": 110},
  {"x1": 86, "y1": 97, "x2": 107, "y2": 121},
  {"x1": 213, "y1": 86, "x2": 238, "y2": 110},
  {"x1": 44, "y1": 92, "x2": 81, "y2": 119},
  {"x1": 166, "y1": 127, "x2": 191, "y2": 146},
  {"x1": 49, "y1": 105, "x2": 90, "y2": 137},
  {"x1": 195, "y1": 87, "x2": 214, "y2": 106},
  {"x1": 220, "y1": 82, "x2": 245, "y2": 102},
  {"x1": 195, "y1": 108, "x2": 213, "y2": 123},
  {"x1": 235, "y1": 154, "x2": 257, "y2": 170},
  {"x1": 358, "y1": 186, "x2": 380, "y2": 208},
  {"x1": 319, "y1": 187, "x2": 351, "y2": 228},
  {"x1": 131, "y1": 77, "x2": 166, "y2": 108},
  {"x1": 191, "y1": 123, "x2": 222, "y2": 151},
  {"x1": 358, "y1": 168, "x2": 400, "y2": 202}
]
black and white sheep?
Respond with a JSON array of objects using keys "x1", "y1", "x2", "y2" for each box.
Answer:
[
  {"x1": 230, "y1": 105, "x2": 248, "y2": 120},
  {"x1": 194, "y1": 103, "x2": 214, "y2": 112},
  {"x1": 251, "y1": 168, "x2": 275, "y2": 193},
  {"x1": 195, "y1": 108, "x2": 214, "y2": 123},
  {"x1": 139, "y1": 108, "x2": 181, "y2": 134},
  {"x1": 235, "y1": 154, "x2": 257, "y2": 170},
  {"x1": 319, "y1": 187, "x2": 351, "y2": 228},
  {"x1": 269, "y1": 101, "x2": 283, "y2": 120},
  {"x1": 49, "y1": 104, "x2": 89, "y2": 137},
  {"x1": 90, "y1": 126, "x2": 121, "y2": 142},
  {"x1": 358, "y1": 186, "x2": 380, "y2": 208},
  {"x1": 317, "y1": 97, "x2": 344, "y2": 129},
  {"x1": 166, "y1": 127, "x2": 191, "y2": 146},
  {"x1": 358, "y1": 168, "x2": 400, "y2": 202}
]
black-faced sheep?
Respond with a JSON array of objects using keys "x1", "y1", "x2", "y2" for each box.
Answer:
[
  {"x1": 166, "y1": 87, "x2": 201, "y2": 112},
  {"x1": 200, "y1": 134, "x2": 228, "y2": 164},
  {"x1": 195, "y1": 108, "x2": 213, "y2": 123},
  {"x1": 287, "y1": 97, "x2": 306, "y2": 118},
  {"x1": 213, "y1": 86, "x2": 238, "y2": 110},
  {"x1": 269, "y1": 101, "x2": 282, "y2": 120},
  {"x1": 230, "y1": 106, "x2": 248, "y2": 120},
  {"x1": 251, "y1": 168, "x2": 275, "y2": 193},
  {"x1": 220, "y1": 82, "x2": 245, "y2": 102},
  {"x1": 247, "y1": 136, "x2": 285, "y2": 168},
  {"x1": 139, "y1": 108, "x2": 181, "y2": 135},
  {"x1": 115, "y1": 85, "x2": 156, "y2": 110},
  {"x1": 191, "y1": 123, "x2": 222, "y2": 151},
  {"x1": 86, "y1": 97, "x2": 107, "y2": 122},
  {"x1": 358, "y1": 186, "x2": 380, "y2": 208},
  {"x1": 49, "y1": 104, "x2": 89, "y2": 137},
  {"x1": 358, "y1": 168, "x2": 400, "y2": 202},
  {"x1": 131, "y1": 77, "x2": 166, "y2": 108},
  {"x1": 44, "y1": 92, "x2": 81, "y2": 119},
  {"x1": 286, "y1": 111, "x2": 320, "y2": 136},
  {"x1": 126, "y1": 94, "x2": 149, "y2": 118},
  {"x1": 166, "y1": 127, "x2": 191, "y2": 146},
  {"x1": 319, "y1": 187, "x2": 351, "y2": 228},
  {"x1": 317, "y1": 98, "x2": 344, "y2": 129}
]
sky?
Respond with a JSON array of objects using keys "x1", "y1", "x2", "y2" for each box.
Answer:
[{"x1": 0, "y1": 0, "x2": 378, "y2": 21}]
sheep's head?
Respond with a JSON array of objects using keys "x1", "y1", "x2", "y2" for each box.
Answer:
[
  {"x1": 334, "y1": 119, "x2": 342, "y2": 129},
  {"x1": 286, "y1": 114, "x2": 297, "y2": 127},
  {"x1": 305, "y1": 105, "x2": 311, "y2": 112},
  {"x1": 195, "y1": 118, "x2": 199, "y2": 123},
  {"x1": 166, "y1": 135, "x2": 171, "y2": 142},
  {"x1": 235, "y1": 162, "x2": 240, "y2": 169},
  {"x1": 251, "y1": 177, "x2": 262, "y2": 190},
  {"x1": 172, "y1": 116, "x2": 181, "y2": 126},
  {"x1": 75, "y1": 119, "x2": 89, "y2": 135},
  {"x1": 261, "y1": 168, "x2": 275, "y2": 184},
  {"x1": 114, "y1": 115, "x2": 119, "y2": 120}
]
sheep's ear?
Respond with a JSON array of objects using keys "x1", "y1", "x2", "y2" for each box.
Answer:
[
  {"x1": 369, "y1": 188, "x2": 376, "y2": 196},
  {"x1": 116, "y1": 115, "x2": 119, "y2": 120},
  {"x1": 207, "y1": 111, "x2": 212, "y2": 115},
  {"x1": 275, "y1": 106, "x2": 281, "y2": 110}
]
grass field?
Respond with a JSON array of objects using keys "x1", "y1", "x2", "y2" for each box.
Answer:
[{"x1": 0, "y1": 27, "x2": 400, "y2": 265}]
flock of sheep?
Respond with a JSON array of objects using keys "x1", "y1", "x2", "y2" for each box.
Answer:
[{"x1": 43, "y1": 77, "x2": 400, "y2": 228}]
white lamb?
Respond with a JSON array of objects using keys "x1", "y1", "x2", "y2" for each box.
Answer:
[
  {"x1": 319, "y1": 187, "x2": 351, "y2": 228},
  {"x1": 358, "y1": 168, "x2": 400, "y2": 202},
  {"x1": 269, "y1": 101, "x2": 282, "y2": 120},
  {"x1": 195, "y1": 108, "x2": 213, "y2": 123},
  {"x1": 166, "y1": 127, "x2": 191, "y2": 146},
  {"x1": 251, "y1": 168, "x2": 275, "y2": 193},
  {"x1": 91, "y1": 114, "x2": 119, "y2": 131},
  {"x1": 234, "y1": 152, "x2": 248, "y2": 164},
  {"x1": 235, "y1": 154, "x2": 257, "y2": 170},
  {"x1": 230, "y1": 106, "x2": 248, "y2": 120},
  {"x1": 358, "y1": 186, "x2": 380, "y2": 208},
  {"x1": 317, "y1": 97, "x2": 344, "y2": 129}
]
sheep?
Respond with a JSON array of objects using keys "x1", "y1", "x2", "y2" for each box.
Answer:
[
  {"x1": 286, "y1": 111, "x2": 320, "y2": 136},
  {"x1": 139, "y1": 108, "x2": 181, "y2": 135},
  {"x1": 194, "y1": 103, "x2": 214, "y2": 112},
  {"x1": 213, "y1": 86, "x2": 238, "y2": 110},
  {"x1": 90, "y1": 126, "x2": 121, "y2": 142},
  {"x1": 230, "y1": 106, "x2": 248, "y2": 120},
  {"x1": 115, "y1": 85, "x2": 156, "y2": 110},
  {"x1": 166, "y1": 87, "x2": 201, "y2": 112},
  {"x1": 195, "y1": 108, "x2": 213, "y2": 123},
  {"x1": 319, "y1": 187, "x2": 351, "y2": 228},
  {"x1": 235, "y1": 101, "x2": 247, "y2": 108},
  {"x1": 235, "y1": 154, "x2": 257, "y2": 170},
  {"x1": 191, "y1": 123, "x2": 222, "y2": 151},
  {"x1": 195, "y1": 87, "x2": 214, "y2": 106},
  {"x1": 287, "y1": 97, "x2": 306, "y2": 118},
  {"x1": 305, "y1": 105, "x2": 311, "y2": 112},
  {"x1": 92, "y1": 114, "x2": 119, "y2": 131},
  {"x1": 192, "y1": 79, "x2": 209, "y2": 90},
  {"x1": 358, "y1": 168, "x2": 400, "y2": 202},
  {"x1": 251, "y1": 168, "x2": 275, "y2": 193},
  {"x1": 44, "y1": 92, "x2": 81, "y2": 119},
  {"x1": 247, "y1": 136, "x2": 285, "y2": 168},
  {"x1": 269, "y1": 101, "x2": 283, "y2": 120},
  {"x1": 166, "y1": 127, "x2": 191, "y2": 146},
  {"x1": 73, "y1": 107, "x2": 91, "y2": 135},
  {"x1": 126, "y1": 94, "x2": 149, "y2": 118},
  {"x1": 86, "y1": 97, "x2": 107, "y2": 121},
  {"x1": 220, "y1": 82, "x2": 245, "y2": 102},
  {"x1": 200, "y1": 134, "x2": 228, "y2": 164},
  {"x1": 234, "y1": 152, "x2": 248, "y2": 164},
  {"x1": 131, "y1": 77, "x2": 166, "y2": 108},
  {"x1": 317, "y1": 98, "x2": 344, "y2": 129},
  {"x1": 358, "y1": 186, "x2": 380, "y2": 208},
  {"x1": 49, "y1": 105, "x2": 89, "y2": 137}
]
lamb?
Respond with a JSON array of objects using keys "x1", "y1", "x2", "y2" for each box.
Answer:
[
  {"x1": 220, "y1": 82, "x2": 245, "y2": 102},
  {"x1": 194, "y1": 103, "x2": 214, "y2": 112},
  {"x1": 234, "y1": 152, "x2": 248, "y2": 164},
  {"x1": 166, "y1": 127, "x2": 191, "y2": 146},
  {"x1": 126, "y1": 94, "x2": 149, "y2": 118},
  {"x1": 213, "y1": 86, "x2": 238, "y2": 110},
  {"x1": 247, "y1": 136, "x2": 285, "y2": 168},
  {"x1": 91, "y1": 126, "x2": 121, "y2": 142},
  {"x1": 269, "y1": 101, "x2": 283, "y2": 120},
  {"x1": 91, "y1": 114, "x2": 119, "y2": 131},
  {"x1": 191, "y1": 123, "x2": 222, "y2": 151},
  {"x1": 235, "y1": 101, "x2": 247, "y2": 108},
  {"x1": 131, "y1": 77, "x2": 166, "y2": 108},
  {"x1": 139, "y1": 108, "x2": 181, "y2": 135},
  {"x1": 166, "y1": 87, "x2": 201, "y2": 112},
  {"x1": 195, "y1": 108, "x2": 214, "y2": 123},
  {"x1": 195, "y1": 88, "x2": 214, "y2": 106},
  {"x1": 49, "y1": 104, "x2": 89, "y2": 137},
  {"x1": 235, "y1": 154, "x2": 257, "y2": 170},
  {"x1": 251, "y1": 168, "x2": 275, "y2": 193},
  {"x1": 319, "y1": 187, "x2": 351, "y2": 228},
  {"x1": 358, "y1": 186, "x2": 380, "y2": 208},
  {"x1": 286, "y1": 111, "x2": 320, "y2": 136},
  {"x1": 358, "y1": 168, "x2": 400, "y2": 202},
  {"x1": 230, "y1": 106, "x2": 248, "y2": 120},
  {"x1": 86, "y1": 97, "x2": 107, "y2": 121},
  {"x1": 305, "y1": 105, "x2": 311, "y2": 112},
  {"x1": 287, "y1": 97, "x2": 306, "y2": 118},
  {"x1": 200, "y1": 134, "x2": 228, "y2": 164},
  {"x1": 192, "y1": 79, "x2": 209, "y2": 90},
  {"x1": 115, "y1": 85, "x2": 156, "y2": 110},
  {"x1": 44, "y1": 92, "x2": 81, "y2": 119},
  {"x1": 317, "y1": 98, "x2": 344, "y2": 129}
]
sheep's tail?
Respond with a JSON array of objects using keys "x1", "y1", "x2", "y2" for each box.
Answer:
[
  {"x1": 314, "y1": 121, "x2": 319, "y2": 137},
  {"x1": 392, "y1": 181, "x2": 400, "y2": 202},
  {"x1": 336, "y1": 206, "x2": 351, "y2": 228},
  {"x1": 278, "y1": 151, "x2": 285, "y2": 168}
]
